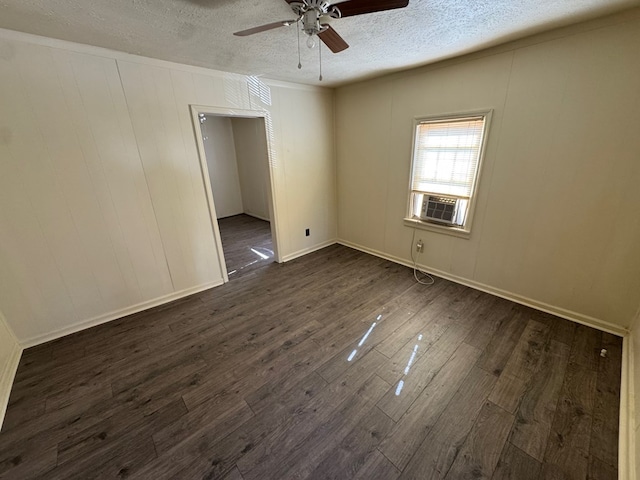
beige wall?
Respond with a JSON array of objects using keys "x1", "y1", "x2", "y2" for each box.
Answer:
[
  {"x1": 631, "y1": 307, "x2": 640, "y2": 478},
  {"x1": 202, "y1": 116, "x2": 244, "y2": 219},
  {"x1": 0, "y1": 310, "x2": 21, "y2": 430},
  {"x1": 266, "y1": 81, "x2": 337, "y2": 260},
  {"x1": 336, "y1": 13, "x2": 640, "y2": 330},
  {"x1": 232, "y1": 117, "x2": 271, "y2": 221},
  {"x1": 0, "y1": 30, "x2": 336, "y2": 345}
]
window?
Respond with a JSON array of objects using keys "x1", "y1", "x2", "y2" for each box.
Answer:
[{"x1": 406, "y1": 111, "x2": 491, "y2": 236}]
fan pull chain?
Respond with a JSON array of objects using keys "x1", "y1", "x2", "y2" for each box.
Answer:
[
  {"x1": 297, "y1": 22, "x2": 302, "y2": 69},
  {"x1": 318, "y1": 40, "x2": 323, "y2": 81}
]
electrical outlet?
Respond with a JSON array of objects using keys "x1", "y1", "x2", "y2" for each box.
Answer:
[
  {"x1": 305, "y1": 228, "x2": 310, "y2": 237},
  {"x1": 416, "y1": 240, "x2": 424, "y2": 253}
]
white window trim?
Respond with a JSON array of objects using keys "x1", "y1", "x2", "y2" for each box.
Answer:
[{"x1": 404, "y1": 109, "x2": 493, "y2": 239}]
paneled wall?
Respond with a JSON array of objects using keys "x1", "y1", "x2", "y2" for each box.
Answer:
[
  {"x1": 202, "y1": 116, "x2": 244, "y2": 219},
  {"x1": 232, "y1": 117, "x2": 271, "y2": 221},
  {"x1": 116, "y1": 60, "x2": 245, "y2": 293},
  {"x1": 268, "y1": 85, "x2": 337, "y2": 259},
  {"x1": 0, "y1": 42, "x2": 175, "y2": 343},
  {"x1": 336, "y1": 12, "x2": 640, "y2": 329},
  {"x1": 0, "y1": 30, "x2": 336, "y2": 345}
]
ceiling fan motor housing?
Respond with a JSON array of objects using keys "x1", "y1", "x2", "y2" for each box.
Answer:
[{"x1": 290, "y1": 0, "x2": 341, "y2": 36}]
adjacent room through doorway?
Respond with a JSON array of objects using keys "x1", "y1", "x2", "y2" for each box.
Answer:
[{"x1": 198, "y1": 113, "x2": 275, "y2": 280}]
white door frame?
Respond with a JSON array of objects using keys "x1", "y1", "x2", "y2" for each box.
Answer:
[{"x1": 189, "y1": 104, "x2": 282, "y2": 284}]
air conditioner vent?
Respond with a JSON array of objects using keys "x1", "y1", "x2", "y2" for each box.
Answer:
[{"x1": 420, "y1": 195, "x2": 459, "y2": 225}]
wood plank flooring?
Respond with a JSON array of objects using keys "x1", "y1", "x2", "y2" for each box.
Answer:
[
  {"x1": 0, "y1": 244, "x2": 622, "y2": 479},
  {"x1": 218, "y1": 214, "x2": 273, "y2": 279}
]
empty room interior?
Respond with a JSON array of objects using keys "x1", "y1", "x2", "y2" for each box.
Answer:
[{"x1": 0, "y1": 0, "x2": 639, "y2": 479}]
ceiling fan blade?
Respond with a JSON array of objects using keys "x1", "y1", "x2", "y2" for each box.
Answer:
[
  {"x1": 318, "y1": 25, "x2": 349, "y2": 53},
  {"x1": 234, "y1": 20, "x2": 296, "y2": 37},
  {"x1": 336, "y1": 0, "x2": 409, "y2": 18}
]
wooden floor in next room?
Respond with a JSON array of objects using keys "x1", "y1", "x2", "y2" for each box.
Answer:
[
  {"x1": 218, "y1": 214, "x2": 274, "y2": 279},
  {"x1": 0, "y1": 218, "x2": 622, "y2": 479}
]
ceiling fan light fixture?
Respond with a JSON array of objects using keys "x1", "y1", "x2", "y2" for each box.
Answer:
[{"x1": 306, "y1": 34, "x2": 317, "y2": 49}]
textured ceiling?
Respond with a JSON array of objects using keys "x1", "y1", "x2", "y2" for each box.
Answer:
[{"x1": 0, "y1": 0, "x2": 637, "y2": 86}]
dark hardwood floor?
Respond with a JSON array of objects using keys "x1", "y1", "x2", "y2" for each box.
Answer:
[
  {"x1": 0, "y1": 245, "x2": 622, "y2": 479},
  {"x1": 218, "y1": 214, "x2": 273, "y2": 280}
]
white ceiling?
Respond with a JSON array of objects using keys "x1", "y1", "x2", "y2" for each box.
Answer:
[{"x1": 0, "y1": 0, "x2": 637, "y2": 87}]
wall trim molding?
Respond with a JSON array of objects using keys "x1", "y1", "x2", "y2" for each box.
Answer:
[
  {"x1": 20, "y1": 281, "x2": 223, "y2": 348},
  {"x1": 0, "y1": 311, "x2": 22, "y2": 431},
  {"x1": 189, "y1": 104, "x2": 283, "y2": 267},
  {"x1": 620, "y1": 333, "x2": 635, "y2": 480},
  {"x1": 0, "y1": 342, "x2": 21, "y2": 432},
  {"x1": 282, "y1": 239, "x2": 337, "y2": 263},
  {"x1": 338, "y1": 239, "x2": 628, "y2": 336}
]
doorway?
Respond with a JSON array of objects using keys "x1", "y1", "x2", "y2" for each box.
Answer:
[{"x1": 191, "y1": 106, "x2": 280, "y2": 283}]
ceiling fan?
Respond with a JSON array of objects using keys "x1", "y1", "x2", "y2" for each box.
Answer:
[{"x1": 234, "y1": 0, "x2": 410, "y2": 55}]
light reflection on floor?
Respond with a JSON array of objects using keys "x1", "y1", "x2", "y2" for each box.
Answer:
[
  {"x1": 347, "y1": 314, "x2": 382, "y2": 363},
  {"x1": 345, "y1": 316, "x2": 425, "y2": 397},
  {"x1": 347, "y1": 315, "x2": 422, "y2": 397},
  {"x1": 228, "y1": 246, "x2": 274, "y2": 276},
  {"x1": 251, "y1": 247, "x2": 270, "y2": 260},
  {"x1": 395, "y1": 333, "x2": 423, "y2": 396}
]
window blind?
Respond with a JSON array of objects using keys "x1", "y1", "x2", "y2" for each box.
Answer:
[{"x1": 411, "y1": 116, "x2": 485, "y2": 198}]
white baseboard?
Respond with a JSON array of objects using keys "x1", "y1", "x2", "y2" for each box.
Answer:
[
  {"x1": 337, "y1": 239, "x2": 627, "y2": 337},
  {"x1": 0, "y1": 338, "x2": 22, "y2": 432},
  {"x1": 218, "y1": 213, "x2": 270, "y2": 222},
  {"x1": 244, "y1": 212, "x2": 270, "y2": 222},
  {"x1": 20, "y1": 281, "x2": 223, "y2": 348},
  {"x1": 620, "y1": 334, "x2": 636, "y2": 480},
  {"x1": 17, "y1": 238, "x2": 331, "y2": 347},
  {"x1": 281, "y1": 239, "x2": 337, "y2": 263}
]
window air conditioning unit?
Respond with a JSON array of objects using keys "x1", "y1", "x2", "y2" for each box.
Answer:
[{"x1": 420, "y1": 195, "x2": 460, "y2": 225}]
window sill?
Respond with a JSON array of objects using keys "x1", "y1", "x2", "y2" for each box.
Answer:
[{"x1": 403, "y1": 218, "x2": 471, "y2": 239}]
